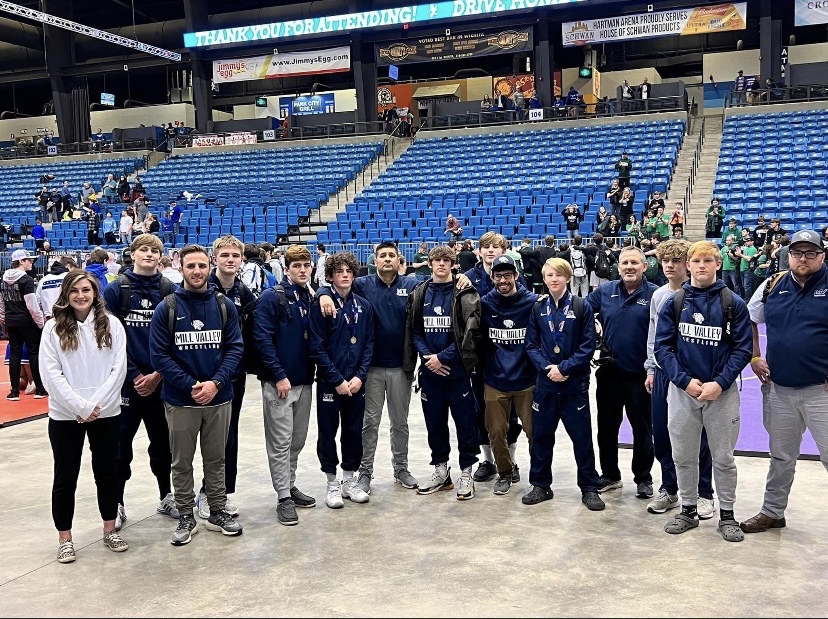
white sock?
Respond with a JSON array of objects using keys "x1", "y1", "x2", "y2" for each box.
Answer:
[
  {"x1": 508, "y1": 443, "x2": 517, "y2": 463},
  {"x1": 481, "y1": 446, "x2": 494, "y2": 462},
  {"x1": 342, "y1": 470, "x2": 355, "y2": 482},
  {"x1": 462, "y1": 466, "x2": 473, "y2": 476},
  {"x1": 326, "y1": 473, "x2": 337, "y2": 484},
  {"x1": 436, "y1": 462, "x2": 448, "y2": 474}
]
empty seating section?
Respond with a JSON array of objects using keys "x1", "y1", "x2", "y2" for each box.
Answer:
[
  {"x1": 0, "y1": 157, "x2": 143, "y2": 249},
  {"x1": 715, "y1": 110, "x2": 828, "y2": 231},
  {"x1": 317, "y1": 120, "x2": 684, "y2": 246},
  {"x1": 141, "y1": 142, "x2": 384, "y2": 247}
]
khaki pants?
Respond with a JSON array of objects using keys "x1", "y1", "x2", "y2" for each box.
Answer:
[{"x1": 484, "y1": 384, "x2": 534, "y2": 474}]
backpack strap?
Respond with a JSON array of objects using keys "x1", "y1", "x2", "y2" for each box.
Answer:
[
  {"x1": 761, "y1": 270, "x2": 788, "y2": 304},
  {"x1": 159, "y1": 276, "x2": 174, "y2": 300},
  {"x1": 215, "y1": 292, "x2": 228, "y2": 328},
  {"x1": 274, "y1": 285, "x2": 292, "y2": 321},
  {"x1": 165, "y1": 292, "x2": 177, "y2": 335},
  {"x1": 117, "y1": 274, "x2": 131, "y2": 320},
  {"x1": 571, "y1": 295, "x2": 585, "y2": 327},
  {"x1": 720, "y1": 287, "x2": 734, "y2": 342},
  {"x1": 672, "y1": 288, "x2": 686, "y2": 327}
]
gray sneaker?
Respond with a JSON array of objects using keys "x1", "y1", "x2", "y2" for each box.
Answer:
[
  {"x1": 456, "y1": 467, "x2": 475, "y2": 501},
  {"x1": 171, "y1": 515, "x2": 199, "y2": 546},
  {"x1": 636, "y1": 481, "x2": 654, "y2": 499},
  {"x1": 417, "y1": 465, "x2": 453, "y2": 495},
  {"x1": 493, "y1": 473, "x2": 512, "y2": 495},
  {"x1": 277, "y1": 499, "x2": 299, "y2": 526},
  {"x1": 647, "y1": 490, "x2": 679, "y2": 514},
  {"x1": 356, "y1": 472, "x2": 372, "y2": 495},
  {"x1": 394, "y1": 469, "x2": 418, "y2": 489},
  {"x1": 157, "y1": 493, "x2": 180, "y2": 519},
  {"x1": 205, "y1": 509, "x2": 243, "y2": 536}
]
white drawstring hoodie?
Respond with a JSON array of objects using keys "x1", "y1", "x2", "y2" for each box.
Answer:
[{"x1": 40, "y1": 308, "x2": 127, "y2": 421}]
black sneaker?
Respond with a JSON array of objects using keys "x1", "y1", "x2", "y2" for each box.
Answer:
[
  {"x1": 290, "y1": 486, "x2": 316, "y2": 508},
  {"x1": 170, "y1": 514, "x2": 199, "y2": 546},
  {"x1": 493, "y1": 474, "x2": 512, "y2": 495},
  {"x1": 597, "y1": 477, "x2": 623, "y2": 493},
  {"x1": 6, "y1": 391, "x2": 20, "y2": 401},
  {"x1": 582, "y1": 491, "x2": 606, "y2": 511},
  {"x1": 33, "y1": 390, "x2": 48, "y2": 400},
  {"x1": 522, "y1": 486, "x2": 554, "y2": 505},
  {"x1": 277, "y1": 499, "x2": 299, "y2": 526},
  {"x1": 473, "y1": 460, "x2": 497, "y2": 482},
  {"x1": 511, "y1": 463, "x2": 521, "y2": 483},
  {"x1": 636, "y1": 481, "x2": 654, "y2": 499},
  {"x1": 205, "y1": 509, "x2": 243, "y2": 536}
]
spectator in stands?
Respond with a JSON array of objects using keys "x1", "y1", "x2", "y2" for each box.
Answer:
[
  {"x1": 36, "y1": 185, "x2": 50, "y2": 218},
  {"x1": 159, "y1": 212, "x2": 174, "y2": 245},
  {"x1": 655, "y1": 206, "x2": 671, "y2": 240},
  {"x1": 586, "y1": 233, "x2": 616, "y2": 291},
  {"x1": 670, "y1": 202, "x2": 684, "y2": 234},
  {"x1": 765, "y1": 78, "x2": 783, "y2": 102},
  {"x1": 627, "y1": 214, "x2": 643, "y2": 246},
  {"x1": 133, "y1": 196, "x2": 149, "y2": 226},
  {"x1": 768, "y1": 218, "x2": 787, "y2": 243},
  {"x1": 648, "y1": 191, "x2": 665, "y2": 215},
  {"x1": 529, "y1": 93, "x2": 541, "y2": 109},
  {"x1": 101, "y1": 212, "x2": 118, "y2": 246},
  {"x1": 80, "y1": 182, "x2": 95, "y2": 210},
  {"x1": 721, "y1": 235, "x2": 743, "y2": 296},
  {"x1": 606, "y1": 179, "x2": 621, "y2": 213},
  {"x1": 85, "y1": 207, "x2": 101, "y2": 247},
  {"x1": 596, "y1": 205, "x2": 610, "y2": 234},
  {"x1": 31, "y1": 218, "x2": 46, "y2": 251},
  {"x1": 822, "y1": 227, "x2": 828, "y2": 255},
  {"x1": 567, "y1": 236, "x2": 589, "y2": 298},
  {"x1": 494, "y1": 92, "x2": 509, "y2": 111},
  {"x1": 605, "y1": 214, "x2": 621, "y2": 238},
  {"x1": 563, "y1": 203, "x2": 582, "y2": 240},
  {"x1": 1, "y1": 249, "x2": 47, "y2": 400},
  {"x1": 165, "y1": 123, "x2": 177, "y2": 152},
  {"x1": 412, "y1": 242, "x2": 431, "y2": 282},
  {"x1": 752, "y1": 216, "x2": 769, "y2": 247},
  {"x1": 749, "y1": 76, "x2": 762, "y2": 105},
  {"x1": 315, "y1": 243, "x2": 329, "y2": 288},
  {"x1": 47, "y1": 187, "x2": 61, "y2": 223},
  {"x1": 170, "y1": 201, "x2": 183, "y2": 236},
  {"x1": 519, "y1": 238, "x2": 541, "y2": 292},
  {"x1": 117, "y1": 176, "x2": 130, "y2": 202},
  {"x1": 705, "y1": 204, "x2": 724, "y2": 239},
  {"x1": 159, "y1": 255, "x2": 183, "y2": 284},
  {"x1": 721, "y1": 217, "x2": 742, "y2": 245},
  {"x1": 617, "y1": 187, "x2": 635, "y2": 223},
  {"x1": 259, "y1": 243, "x2": 283, "y2": 284},
  {"x1": 733, "y1": 70, "x2": 748, "y2": 107},
  {"x1": 119, "y1": 210, "x2": 133, "y2": 245},
  {"x1": 59, "y1": 180, "x2": 73, "y2": 215},
  {"x1": 643, "y1": 209, "x2": 659, "y2": 240},
  {"x1": 102, "y1": 174, "x2": 117, "y2": 204},
  {"x1": 739, "y1": 237, "x2": 758, "y2": 299},
  {"x1": 458, "y1": 239, "x2": 477, "y2": 273},
  {"x1": 565, "y1": 86, "x2": 581, "y2": 116},
  {"x1": 480, "y1": 95, "x2": 493, "y2": 112},
  {"x1": 505, "y1": 242, "x2": 523, "y2": 274},
  {"x1": 640, "y1": 77, "x2": 651, "y2": 101},
  {"x1": 552, "y1": 95, "x2": 566, "y2": 117},
  {"x1": 614, "y1": 152, "x2": 633, "y2": 190},
  {"x1": 774, "y1": 234, "x2": 791, "y2": 275},
  {"x1": 445, "y1": 214, "x2": 464, "y2": 241},
  {"x1": 85, "y1": 248, "x2": 116, "y2": 292},
  {"x1": 751, "y1": 243, "x2": 772, "y2": 287},
  {"x1": 512, "y1": 90, "x2": 525, "y2": 120}
]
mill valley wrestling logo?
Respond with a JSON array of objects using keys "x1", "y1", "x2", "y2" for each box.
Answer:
[
  {"x1": 174, "y1": 319, "x2": 222, "y2": 350},
  {"x1": 678, "y1": 311, "x2": 722, "y2": 347},
  {"x1": 489, "y1": 317, "x2": 526, "y2": 345},
  {"x1": 424, "y1": 306, "x2": 451, "y2": 332}
]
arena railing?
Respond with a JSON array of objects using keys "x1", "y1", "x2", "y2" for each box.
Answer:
[
  {"x1": 722, "y1": 84, "x2": 828, "y2": 119},
  {"x1": 180, "y1": 122, "x2": 388, "y2": 150},
  {"x1": 417, "y1": 95, "x2": 689, "y2": 132},
  {"x1": 684, "y1": 116, "x2": 705, "y2": 224},
  {"x1": 0, "y1": 139, "x2": 158, "y2": 161}
]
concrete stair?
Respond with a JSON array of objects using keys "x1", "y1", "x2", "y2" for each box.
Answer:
[
  {"x1": 666, "y1": 119, "x2": 703, "y2": 204},
  {"x1": 683, "y1": 115, "x2": 724, "y2": 241}
]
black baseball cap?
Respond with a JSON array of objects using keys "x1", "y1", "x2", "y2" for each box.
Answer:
[{"x1": 491, "y1": 255, "x2": 517, "y2": 273}]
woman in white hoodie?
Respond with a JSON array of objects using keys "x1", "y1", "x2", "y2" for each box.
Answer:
[{"x1": 40, "y1": 270, "x2": 128, "y2": 563}]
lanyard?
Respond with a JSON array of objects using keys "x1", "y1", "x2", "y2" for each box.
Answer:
[
  {"x1": 332, "y1": 289, "x2": 359, "y2": 340},
  {"x1": 545, "y1": 296, "x2": 570, "y2": 353},
  {"x1": 287, "y1": 282, "x2": 310, "y2": 331}
]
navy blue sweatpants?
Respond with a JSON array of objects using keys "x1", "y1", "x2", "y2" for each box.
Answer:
[
  {"x1": 316, "y1": 382, "x2": 366, "y2": 476},
  {"x1": 529, "y1": 388, "x2": 601, "y2": 492},
  {"x1": 652, "y1": 368, "x2": 714, "y2": 499},
  {"x1": 419, "y1": 371, "x2": 480, "y2": 470}
]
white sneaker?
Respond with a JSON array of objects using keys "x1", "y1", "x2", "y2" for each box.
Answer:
[
  {"x1": 195, "y1": 492, "x2": 210, "y2": 519},
  {"x1": 697, "y1": 497, "x2": 716, "y2": 520},
  {"x1": 456, "y1": 467, "x2": 475, "y2": 501},
  {"x1": 326, "y1": 482, "x2": 344, "y2": 509},
  {"x1": 157, "y1": 493, "x2": 180, "y2": 519},
  {"x1": 115, "y1": 503, "x2": 127, "y2": 531},
  {"x1": 24, "y1": 382, "x2": 36, "y2": 395},
  {"x1": 341, "y1": 477, "x2": 369, "y2": 504}
]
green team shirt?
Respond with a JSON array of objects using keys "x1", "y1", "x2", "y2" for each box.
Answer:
[
  {"x1": 721, "y1": 246, "x2": 737, "y2": 270},
  {"x1": 739, "y1": 245, "x2": 758, "y2": 271},
  {"x1": 412, "y1": 252, "x2": 431, "y2": 276},
  {"x1": 721, "y1": 226, "x2": 742, "y2": 244}
]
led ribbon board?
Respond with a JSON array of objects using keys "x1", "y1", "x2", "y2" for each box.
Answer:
[{"x1": 184, "y1": 0, "x2": 588, "y2": 47}]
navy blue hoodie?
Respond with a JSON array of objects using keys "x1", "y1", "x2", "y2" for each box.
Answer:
[
  {"x1": 465, "y1": 263, "x2": 528, "y2": 298},
  {"x1": 526, "y1": 291, "x2": 597, "y2": 394},
  {"x1": 587, "y1": 278, "x2": 658, "y2": 374},
  {"x1": 208, "y1": 270, "x2": 256, "y2": 380},
  {"x1": 104, "y1": 269, "x2": 174, "y2": 382},
  {"x1": 413, "y1": 280, "x2": 466, "y2": 380},
  {"x1": 254, "y1": 277, "x2": 314, "y2": 386},
  {"x1": 309, "y1": 289, "x2": 374, "y2": 386},
  {"x1": 149, "y1": 285, "x2": 243, "y2": 406},
  {"x1": 481, "y1": 286, "x2": 538, "y2": 391},
  {"x1": 319, "y1": 272, "x2": 418, "y2": 368},
  {"x1": 655, "y1": 280, "x2": 752, "y2": 390}
]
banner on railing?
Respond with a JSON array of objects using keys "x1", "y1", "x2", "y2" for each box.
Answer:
[
  {"x1": 376, "y1": 27, "x2": 532, "y2": 66},
  {"x1": 192, "y1": 135, "x2": 226, "y2": 147},
  {"x1": 562, "y1": 3, "x2": 747, "y2": 46},
  {"x1": 795, "y1": 0, "x2": 828, "y2": 25},
  {"x1": 224, "y1": 132, "x2": 257, "y2": 146},
  {"x1": 213, "y1": 47, "x2": 351, "y2": 83}
]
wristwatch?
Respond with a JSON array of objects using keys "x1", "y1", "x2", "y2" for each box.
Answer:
[{"x1": 213, "y1": 380, "x2": 223, "y2": 391}]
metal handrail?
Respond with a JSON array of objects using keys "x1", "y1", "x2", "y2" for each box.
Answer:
[
  {"x1": 722, "y1": 84, "x2": 828, "y2": 114},
  {"x1": 683, "y1": 116, "x2": 706, "y2": 222},
  {"x1": 0, "y1": 138, "x2": 157, "y2": 161}
]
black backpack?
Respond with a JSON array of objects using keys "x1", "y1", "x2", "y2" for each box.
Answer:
[
  {"x1": 165, "y1": 291, "x2": 228, "y2": 335},
  {"x1": 594, "y1": 248, "x2": 611, "y2": 279},
  {"x1": 672, "y1": 287, "x2": 734, "y2": 342},
  {"x1": 240, "y1": 284, "x2": 292, "y2": 375},
  {"x1": 114, "y1": 274, "x2": 174, "y2": 322}
]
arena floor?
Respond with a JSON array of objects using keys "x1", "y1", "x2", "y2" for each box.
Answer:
[{"x1": 1, "y1": 372, "x2": 827, "y2": 617}]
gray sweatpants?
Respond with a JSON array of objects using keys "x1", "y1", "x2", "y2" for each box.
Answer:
[
  {"x1": 165, "y1": 401, "x2": 231, "y2": 515},
  {"x1": 667, "y1": 384, "x2": 741, "y2": 511},
  {"x1": 761, "y1": 382, "x2": 828, "y2": 519},
  {"x1": 262, "y1": 382, "x2": 313, "y2": 499},
  {"x1": 360, "y1": 366, "x2": 413, "y2": 476}
]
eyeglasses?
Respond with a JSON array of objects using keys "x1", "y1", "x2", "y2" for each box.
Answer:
[
  {"x1": 790, "y1": 249, "x2": 821, "y2": 260},
  {"x1": 492, "y1": 272, "x2": 515, "y2": 281}
]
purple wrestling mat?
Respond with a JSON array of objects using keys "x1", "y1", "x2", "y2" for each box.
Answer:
[{"x1": 619, "y1": 324, "x2": 819, "y2": 459}]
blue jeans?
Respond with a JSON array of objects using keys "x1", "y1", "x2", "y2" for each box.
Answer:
[
  {"x1": 722, "y1": 269, "x2": 742, "y2": 297},
  {"x1": 742, "y1": 269, "x2": 754, "y2": 301},
  {"x1": 652, "y1": 368, "x2": 713, "y2": 498}
]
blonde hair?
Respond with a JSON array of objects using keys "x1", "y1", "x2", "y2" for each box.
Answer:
[
  {"x1": 130, "y1": 233, "x2": 163, "y2": 255},
  {"x1": 212, "y1": 235, "x2": 244, "y2": 255},
  {"x1": 656, "y1": 239, "x2": 691, "y2": 262},
  {"x1": 687, "y1": 240, "x2": 722, "y2": 261},
  {"x1": 542, "y1": 257, "x2": 573, "y2": 279},
  {"x1": 478, "y1": 231, "x2": 507, "y2": 250}
]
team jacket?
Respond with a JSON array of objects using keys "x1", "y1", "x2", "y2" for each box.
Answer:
[
  {"x1": 525, "y1": 291, "x2": 596, "y2": 394},
  {"x1": 208, "y1": 271, "x2": 256, "y2": 380},
  {"x1": 404, "y1": 278, "x2": 481, "y2": 379},
  {"x1": 149, "y1": 285, "x2": 243, "y2": 406},
  {"x1": 309, "y1": 290, "x2": 374, "y2": 386},
  {"x1": 318, "y1": 273, "x2": 418, "y2": 368},
  {"x1": 655, "y1": 280, "x2": 752, "y2": 391},
  {"x1": 480, "y1": 286, "x2": 538, "y2": 392},
  {"x1": 587, "y1": 278, "x2": 658, "y2": 374},
  {"x1": 104, "y1": 269, "x2": 177, "y2": 382},
  {"x1": 254, "y1": 277, "x2": 315, "y2": 386}
]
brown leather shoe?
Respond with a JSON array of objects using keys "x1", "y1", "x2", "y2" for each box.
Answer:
[{"x1": 739, "y1": 512, "x2": 786, "y2": 533}]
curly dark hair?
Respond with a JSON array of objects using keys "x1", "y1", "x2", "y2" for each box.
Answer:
[{"x1": 324, "y1": 252, "x2": 360, "y2": 281}]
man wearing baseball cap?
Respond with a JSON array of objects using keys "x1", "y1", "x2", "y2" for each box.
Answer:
[
  {"x1": 743, "y1": 229, "x2": 828, "y2": 534},
  {"x1": 480, "y1": 255, "x2": 538, "y2": 495},
  {"x1": 0, "y1": 250, "x2": 47, "y2": 400}
]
